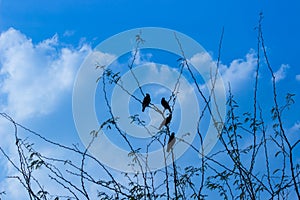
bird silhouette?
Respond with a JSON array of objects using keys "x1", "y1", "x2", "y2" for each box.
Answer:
[
  {"x1": 161, "y1": 97, "x2": 171, "y2": 113},
  {"x1": 165, "y1": 113, "x2": 172, "y2": 125},
  {"x1": 167, "y1": 132, "x2": 176, "y2": 152},
  {"x1": 158, "y1": 114, "x2": 172, "y2": 130},
  {"x1": 142, "y1": 93, "x2": 151, "y2": 112},
  {"x1": 158, "y1": 113, "x2": 172, "y2": 130}
]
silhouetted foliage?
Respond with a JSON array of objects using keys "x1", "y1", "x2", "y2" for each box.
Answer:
[{"x1": 0, "y1": 13, "x2": 299, "y2": 200}]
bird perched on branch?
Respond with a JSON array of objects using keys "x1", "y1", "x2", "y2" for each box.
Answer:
[
  {"x1": 165, "y1": 113, "x2": 172, "y2": 125},
  {"x1": 161, "y1": 97, "x2": 171, "y2": 113},
  {"x1": 167, "y1": 132, "x2": 176, "y2": 152},
  {"x1": 142, "y1": 93, "x2": 151, "y2": 112},
  {"x1": 158, "y1": 113, "x2": 172, "y2": 130}
]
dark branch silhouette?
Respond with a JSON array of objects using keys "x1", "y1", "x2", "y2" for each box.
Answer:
[{"x1": 0, "y1": 13, "x2": 298, "y2": 200}]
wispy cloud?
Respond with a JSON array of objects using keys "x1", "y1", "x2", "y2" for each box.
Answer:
[
  {"x1": 296, "y1": 74, "x2": 300, "y2": 81},
  {"x1": 190, "y1": 50, "x2": 257, "y2": 92},
  {"x1": 63, "y1": 30, "x2": 75, "y2": 37},
  {"x1": 274, "y1": 64, "x2": 290, "y2": 83},
  {"x1": 0, "y1": 28, "x2": 92, "y2": 198},
  {"x1": 290, "y1": 121, "x2": 300, "y2": 133},
  {"x1": 219, "y1": 50, "x2": 257, "y2": 91},
  {"x1": 131, "y1": 49, "x2": 152, "y2": 65},
  {"x1": 0, "y1": 28, "x2": 91, "y2": 120}
]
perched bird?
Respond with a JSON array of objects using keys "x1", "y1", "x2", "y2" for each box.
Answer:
[
  {"x1": 167, "y1": 132, "x2": 176, "y2": 152},
  {"x1": 165, "y1": 113, "x2": 172, "y2": 126},
  {"x1": 158, "y1": 113, "x2": 172, "y2": 130},
  {"x1": 142, "y1": 93, "x2": 151, "y2": 112},
  {"x1": 161, "y1": 97, "x2": 171, "y2": 113}
]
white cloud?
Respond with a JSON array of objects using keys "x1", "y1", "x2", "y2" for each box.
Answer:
[
  {"x1": 63, "y1": 30, "x2": 75, "y2": 37},
  {"x1": 296, "y1": 74, "x2": 300, "y2": 81},
  {"x1": 274, "y1": 64, "x2": 290, "y2": 83},
  {"x1": 130, "y1": 48, "x2": 153, "y2": 66},
  {"x1": 189, "y1": 50, "x2": 257, "y2": 92},
  {"x1": 219, "y1": 51, "x2": 257, "y2": 91},
  {"x1": 0, "y1": 28, "x2": 92, "y2": 199},
  {"x1": 190, "y1": 51, "x2": 215, "y2": 69},
  {"x1": 0, "y1": 28, "x2": 91, "y2": 120},
  {"x1": 290, "y1": 121, "x2": 300, "y2": 133}
]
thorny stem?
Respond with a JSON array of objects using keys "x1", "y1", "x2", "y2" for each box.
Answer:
[
  {"x1": 259, "y1": 14, "x2": 300, "y2": 198},
  {"x1": 0, "y1": 15, "x2": 299, "y2": 199}
]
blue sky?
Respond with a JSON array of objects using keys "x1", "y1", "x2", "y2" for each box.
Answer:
[{"x1": 0, "y1": 0, "x2": 300, "y2": 199}]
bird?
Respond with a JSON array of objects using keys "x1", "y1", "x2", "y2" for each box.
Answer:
[
  {"x1": 158, "y1": 113, "x2": 172, "y2": 130},
  {"x1": 165, "y1": 113, "x2": 172, "y2": 126},
  {"x1": 167, "y1": 132, "x2": 176, "y2": 152},
  {"x1": 142, "y1": 93, "x2": 151, "y2": 112},
  {"x1": 161, "y1": 97, "x2": 171, "y2": 113}
]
